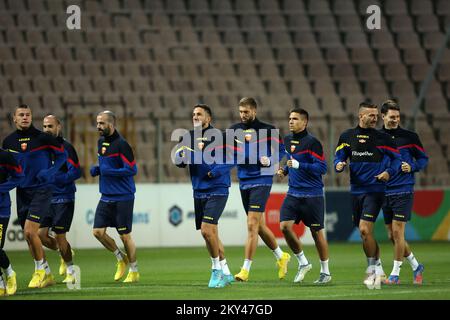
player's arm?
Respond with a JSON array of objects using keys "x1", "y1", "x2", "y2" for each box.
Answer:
[
  {"x1": 289, "y1": 140, "x2": 327, "y2": 175},
  {"x1": 36, "y1": 135, "x2": 67, "y2": 181},
  {"x1": 334, "y1": 131, "x2": 350, "y2": 172},
  {"x1": 377, "y1": 134, "x2": 401, "y2": 179},
  {"x1": 54, "y1": 144, "x2": 82, "y2": 185},
  {"x1": 208, "y1": 134, "x2": 236, "y2": 178},
  {"x1": 408, "y1": 133, "x2": 429, "y2": 172},
  {"x1": 0, "y1": 152, "x2": 25, "y2": 193},
  {"x1": 101, "y1": 141, "x2": 137, "y2": 177}
]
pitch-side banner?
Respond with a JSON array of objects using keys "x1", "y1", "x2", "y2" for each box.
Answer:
[{"x1": 4, "y1": 184, "x2": 316, "y2": 250}]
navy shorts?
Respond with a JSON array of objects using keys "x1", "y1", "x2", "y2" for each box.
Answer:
[
  {"x1": 280, "y1": 195, "x2": 325, "y2": 231},
  {"x1": 352, "y1": 192, "x2": 385, "y2": 227},
  {"x1": 194, "y1": 195, "x2": 228, "y2": 230},
  {"x1": 94, "y1": 199, "x2": 134, "y2": 235},
  {"x1": 16, "y1": 187, "x2": 53, "y2": 229},
  {"x1": 40, "y1": 201, "x2": 75, "y2": 234},
  {"x1": 240, "y1": 185, "x2": 272, "y2": 214},
  {"x1": 383, "y1": 193, "x2": 414, "y2": 224},
  {"x1": 0, "y1": 217, "x2": 9, "y2": 249}
]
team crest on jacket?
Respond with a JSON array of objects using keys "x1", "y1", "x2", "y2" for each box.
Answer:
[
  {"x1": 245, "y1": 134, "x2": 252, "y2": 142},
  {"x1": 21, "y1": 143, "x2": 27, "y2": 151},
  {"x1": 290, "y1": 145, "x2": 296, "y2": 153},
  {"x1": 101, "y1": 146, "x2": 106, "y2": 155},
  {"x1": 198, "y1": 142, "x2": 204, "y2": 150}
]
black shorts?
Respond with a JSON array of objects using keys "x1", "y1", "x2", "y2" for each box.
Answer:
[
  {"x1": 40, "y1": 201, "x2": 75, "y2": 234},
  {"x1": 351, "y1": 192, "x2": 385, "y2": 227},
  {"x1": 383, "y1": 193, "x2": 414, "y2": 224},
  {"x1": 240, "y1": 185, "x2": 272, "y2": 214},
  {"x1": 194, "y1": 195, "x2": 228, "y2": 230},
  {"x1": 93, "y1": 199, "x2": 134, "y2": 235},
  {"x1": 280, "y1": 195, "x2": 325, "y2": 231},
  {"x1": 17, "y1": 187, "x2": 53, "y2": 229},
  {"x1": 0, "y1": 217, "x2": 9, "y2": 248}
]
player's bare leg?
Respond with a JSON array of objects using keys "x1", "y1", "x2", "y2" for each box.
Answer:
[
  {"x1": 201, "y1": 223, "x2": 228, "y2": 287},
  {"x1": 245, "y1": 211, "x2": 261, "y2": 260},
  {"x1": 120, "y1": 233, "x2": 139, "y2": 283},
  {"x1": 93, "y1": 228, "x2": 119, "y2": 252},
  {"x1": 281, "y1": 221, "x2": 310, "y2": 282},
  {"x1": 38, "y1": 227, "x2": 58, "y2": 251},
  {"x1": 25, "y1": 220, "x2": 54, "y2": 288},
  {"x1": 359, "y1": 220, "x2": 381, "y2": 289},
  {"x1": 258, "y1": 214, "x2": 278, "y2": 250}
]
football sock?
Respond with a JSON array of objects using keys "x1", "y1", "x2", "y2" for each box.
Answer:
[
  {"x1": 113, "y1": 249, "x2": 123, "y2": 261},
  {"x1": 220, "y1": 259, "x2": 231, "y2": 275},
  {"x1": 243, "y1": 259, "x2": 252, "y2": 271},
  {"x1": 211, "y1": 257, "x2": 221, "y2": 270},
  {"x1": 130, "y1": 261, "x2": 138, "y2": 272},
  {"x1": 405, "y1": 252, "x2": 419, "y2": 271},
  {"x1": 295, "y1": 251, "x2": 309, "y2": 266},
  {"x1": 320, "y1": 259, "x2": 330, "y2": 275},
  {"x1": 391, "y1": 260, "x2": 402, "y2": 276},
  {"x1": 272, "y1": 246, "x2": 283, "y2": 260}
]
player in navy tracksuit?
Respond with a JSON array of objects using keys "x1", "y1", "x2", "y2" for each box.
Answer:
[
  {"x1": 229, "y1": 97, "x2": 290, "y2": 282},
  {"x1": 334, "y1": 102, "x2": 402, "y2": 289},
  {"x1": 2, "y1": 105, "x2": 66, "y2": 289},
  {"x1": 0, "y1": 148, "x2": 24, "y2": 296},
  {"x1": 277, "y1": 108, "x2": 331, "y2": 284},
  {"x1": 174, "y1": 104, "x2": 235, "y2": 288},
  {"x1": 90, "y1": 111, "x2": 139, "y2": 283},
  {"x1": 39, "y1": 115, "x2": 81, "y2": 284},
  {"x1": 380, "y1": 100, "x2": 428, "y2": 285}
]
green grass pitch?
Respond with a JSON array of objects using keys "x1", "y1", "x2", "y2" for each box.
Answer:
[{"x1": 2, "y1": 242, "x2": 450, "y2": 300}]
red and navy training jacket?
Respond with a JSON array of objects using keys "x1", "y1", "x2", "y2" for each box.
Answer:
[
  {"x1": 2, "y1": 125, "x2": 66, "y2": 189},
  {"x1": 228, "y1": 118, "x2": 284, "y2": 189},
  {"x1": 334, "y1": 126, "x2": 402, "y2": 194},
  {"x1": 175, "y1": 125, "x2": 233, "y2": 197},
  {"x1": 379, "y1": 126, "x2": 428, "y2": 194},
  {"x1": 282, "y1": 130, "x2": 327, "y2": 197},
  {"x1": 51, "y1": 137, "x2": 82, "y2": 202},
  {"x1": 96, "y1": 130, "x2": 137, "y2": 201},
  {"x1": 0, "y1": 148, "x2": 24, "y2": 217}
]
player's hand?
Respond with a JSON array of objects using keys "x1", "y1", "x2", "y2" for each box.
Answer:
[
  {"x1": 375, "y1": 171, "x2": 390, "y2": 182},
  {"x1": 287, "y1": 159, "x2": 299, "y2": 169},
  {"x1": 401, "y1": 161, "x2": 411, "y2": 173},
  {"x1": 277, "y1": 168, "x2": 286, "y2": 178},
  {"x1": 260, "y1": 156, "x2": 271, "y2": 167},
  {"x1": 90, "y1": 165, "x2": 100, "y2": 177},
  {"x1": 335, "y1": 161, "x2": 346, "y2": 172}
]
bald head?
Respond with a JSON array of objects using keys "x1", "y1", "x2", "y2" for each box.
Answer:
[
  {"x1": 98, "y1": 111, "x2": 116, "y2": 126},
  {"x1": 96, "y1": 110, "x2": 116, "y2": 136},
  {"x1": 43, "y1": 114, "x2": 62, "y2": 137}
]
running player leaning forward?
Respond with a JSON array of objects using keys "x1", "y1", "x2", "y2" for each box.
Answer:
[
  {"x1": 379, "y1": 100, "x2": 427, "y2": 285},
  {"x1": 229, "y1": 97, "x2": 290, "y2": 282},
  {"x1": 334, "y1": 102, "x2": 401, "y2": 289},
  {"x1": 90, "y1": 111, "x2": 139, "y2": 283},
  {"x1": 174, "y1": 104, "x2": 235, "y2": 288},
  {"x1": 277, "y1": 108, "x2": 331, "y2": 284},
  {"x1": 39, "y1": 115, "x2": 81, "y2": 285},
  {"x1": 2, "y1": 104, "x2": 66, "y2": 289}
]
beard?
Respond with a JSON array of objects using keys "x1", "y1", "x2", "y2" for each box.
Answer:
[{"x1": 99, "y1": 127, "x2": 110, "y2": 136}]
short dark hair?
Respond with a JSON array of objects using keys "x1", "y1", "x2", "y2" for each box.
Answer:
[
  {"x1": 359, "y1": 101, "x2": 378, "y2": 109},
  {"x1": 15, "y1": 104, "x2": 31, "y2": 114},
  {"x1": 380, "y1": 99, "x2": 400, "y2": 114},
  {"x1": 193, "y1": 104, "x2": 212, "y2": 118},
  {"x1": 289, "y1": 108, "x2": 309, "y2": 121},
  {"x1": 98, "y1": 110, "x2": 116, "y2": 125},
  {"x1": 239, "y1": 97, "x2": 258, "y2": 109}
]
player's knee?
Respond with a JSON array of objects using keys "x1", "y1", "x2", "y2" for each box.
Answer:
[
  {"x1": 119, "y1": 233, "x2": 131, "y2": 242},
  {"x1": 247, "y1": 219, "x2": 259, "y2": 233},
  {"x1": 280, "y1": 222, "x2": 292, "y2": 234},
  {"x1": 200, "y1": 226, "x2": 213, "y2": 240},
  {"x1": 359, "y1": 226, "x2": 371, "y2": 239},
  {"x1": 24, "y1": 226, "x2": 37, "y2": 240},
  {"x1": 391, "y1": 228, "x2": 403, "y2": 242},
  {"x1": 93, "y1": 229, "x2": 105, "y2": 239}
]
